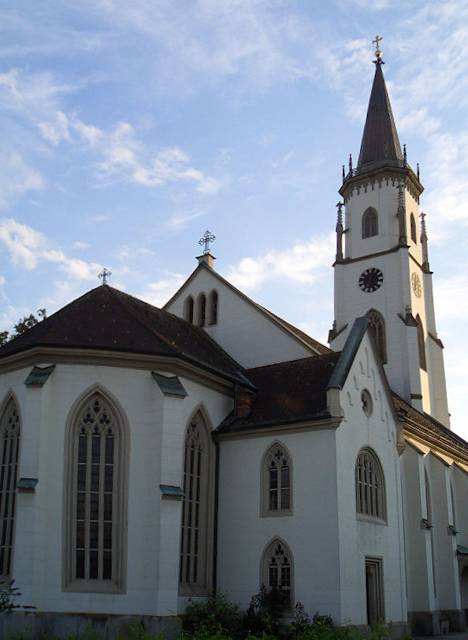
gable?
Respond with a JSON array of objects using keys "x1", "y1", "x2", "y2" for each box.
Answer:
[{"x1": 164, "y1": 263, "x2": 328, "y2": 368}]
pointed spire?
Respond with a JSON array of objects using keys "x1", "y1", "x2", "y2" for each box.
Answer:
[{"x1": 357, "y1": 49, "x2": 403, "y2": 171}]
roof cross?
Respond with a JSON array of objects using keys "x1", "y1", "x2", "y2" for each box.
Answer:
[
  {"x1": 198, "y1": 230, "x2": 216, "y2": 255},
  {"x1": 372, "y1": 35, "x2": 383, "y2": 63},
  {"x1": 98, "y1": 267, "x2": 112, "y2": 285}
]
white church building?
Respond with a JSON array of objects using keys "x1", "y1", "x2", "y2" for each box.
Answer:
[{"x1": 1, "y1": 48, "x2": 468, "y2": 638}]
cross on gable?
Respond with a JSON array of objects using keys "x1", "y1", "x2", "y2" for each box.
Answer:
[
  {"x1": 98, "y1": 268, "x2": 112, "y2": 285},
  {"x1": 198, "y1": 230, "x2": 216, "y2": 255}
]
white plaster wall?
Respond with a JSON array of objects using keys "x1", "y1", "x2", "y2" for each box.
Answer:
[
  {"x1": 1, "y1": 361, "x2": 232, "y2": 616},
  {"x1": 166, "y1": 266, "x2": 314, "y2": 368},
  {"x1": 335, "y1": 334, "x2": 407, "y2": 625},
  {"x1": 217, "y1": 428, "x2": 341, "y2": 620}
]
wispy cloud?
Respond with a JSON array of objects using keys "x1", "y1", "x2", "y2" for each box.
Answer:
[
  {"x1": 226, "y1": 233, "x2": 334, "y2": 291},
  {"x1": 0, "y1": 150, "x2": 43, "y2": 210},
  {"x1": 0, "y1": 217, "x2": 102, "y2": 280},
  {"x1": 139, "y1": 272, "x2": 186, "y2": 307}
]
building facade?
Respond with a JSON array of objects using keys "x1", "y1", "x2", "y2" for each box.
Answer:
[{"x1": 0, "y1": 51, "x2": 467, "y2": 638}]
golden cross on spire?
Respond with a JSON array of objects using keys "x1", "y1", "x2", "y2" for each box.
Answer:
[{"x1": 372, "y1": 34, "x2": 383, "y2": 63}]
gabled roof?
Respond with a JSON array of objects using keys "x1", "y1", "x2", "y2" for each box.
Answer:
[
  {"x1": 393, "y1": 393, "x2": 468, "y2": 463},
  {"x1": 357, "y1": 62, "x2": 403, "y2": 171},
  {"x1": 217, "y1": 352, "x2": 340, "y2": 433},
  {"x1": 164, "y1": 262, "x2": 330, "y2": 356},
  {"x1": 0, "y1": 285, "x2": 252, "y2": 387}
]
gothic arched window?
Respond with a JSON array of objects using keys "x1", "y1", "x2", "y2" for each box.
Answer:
[
  {"x1": 355, "y1": 448, "x2": 386, "y2": 520},
  {"x1": 208, "y1": 290, "x2": 218, "y2": 325},
  {"x1": 416, "y1": 315, "x2": 427, "y2": 371},
  {"x1": 261, "y1": 539, "x2": 294, "y2": 608},
  {"x1": 367, "y1": 309, "x2": 387, "y2": 364},
  {"x1": 410, "y1": 213, "x2": 417, "y2": 244},
  {"x1": 262, "y1": 443, "x2": 292, "y2": 516},
  {"x1": 362, "y1": 208, "x2": 379, "y2": 239},
  {"x1": 179, "y1": 412, "x2": 213, "y2": 594},
  {"x1": 184, "y1": 296, "x2": 194, "y2": 324},
  {"x1": 65, "y1": 392, "x2": 128, "y2": 591},
  {"x1": 0, "y1": 397, "x2": 20, "y2": 577},
  {"x1": 197, "y1": 294, "x2": 206, "y2": 327}
]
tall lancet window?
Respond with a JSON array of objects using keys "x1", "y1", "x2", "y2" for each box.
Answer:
[
  {"x1": 362, "y1": 208, "x2": 379, "y2": 238},
  {"x1": 184, "y1": 296, "x2": 194, "y2": 324},
  {"x1": 180, "y1": 412, "x2": 212, "y2": 594},
  {"x1": 355, "y1": 448, "x2": 386, "y2": 520},
  {"x1": 367, "y1": 309, "x2": 387, "y2": 364},
  {"x1": 416, "y1": 315, "x2": 427, "y2": 371},
  {"x1": 261, "y1": 539, "x2": 294, "y2": 608},
  {"x1": 410, "y1": 213, "x2": 417, "y2": 244},
  {"x1": 208, "y1": 290, "x2": 218, "y2": 325},
  {"x1": 262, "y1": 443, "x2": 292, "y2": 516},
  {"x1": 198, "y1": 294, "x2": 206, "y2": 327},
  {"x1": 65, "y1": 392, "x2": 128, "y2": 591},
  {"x1": 0, "y1": 397, "x2": 20, "y2": 577}
]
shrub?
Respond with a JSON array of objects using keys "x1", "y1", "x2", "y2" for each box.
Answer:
[
  {"x1": 182, "y1": 593, "x2": 244, "y2": 640},
  {"x1": 243, "y1": 585, "x2": 289, "y2": 636}
]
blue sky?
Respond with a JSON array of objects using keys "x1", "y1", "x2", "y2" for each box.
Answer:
[{"x1": 0, "y1": 1, "x2": 467, "y2": 436}]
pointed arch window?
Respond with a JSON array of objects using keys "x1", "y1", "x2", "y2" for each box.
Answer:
[
  {"x1": 362, "y1": 208, "x2": 379, "y2": 239},
  {"x1": 65, "y1": 392, "x2": 128, "y2": 592},
  {"x1": 261, "y1": 539, "x2": 294, "y2": 608},
  {"x1": 355, "y1": 448, "x2": 386, "y2": 521},
  {"x1": 179, "y1": 412, "x2": 213, "y2": 595},
  {"x1": 261, "y1": 444, "x2": 292, "y2": 516},
  {"x1": 208, "y1": 290, "x2": 218, "y2": 325},
  {"x1": 367, "y1": 309, "x2": 387, "y2": 364},
  {"x1": 410, "y1": 213, "x2": 417, "y2": 244},
  {"x1": 416, "y1": 315, "x2": 427, "y2": 371},
  {"x1": 197, "y1": 294, "x2": 206, "y2": 327},
  {"x1": 0, "y1": 397, "x2": 20, "y2": 577},
  {"x1": 184, "y1": 296, "x2": 194, "y2": 324}
]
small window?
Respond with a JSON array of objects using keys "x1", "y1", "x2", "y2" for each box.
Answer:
[
  {"x1": 367, "y1": 309, "x2": 387, "y2": 364},
  {"x1": 365, "y1": 557, "x2": 385, "y2": 625},
  {"x1": 361, "y1": 389, "x2": 373, "y2": 417},
  {"x1": 356, "y1": 448, "x2": 386, "y2": 520},
  {"x1": 416, "y1": 315, "x2": 426, "y2": 371},
  {"x1": 261, "y1": 539, "x2": 293, "y2": 609},
  {"x1": 197, "y1": 294, "x2": 206, "y2": 327},
  {"x1": 208, "y1": 290, "x2": 218, "y2": 325},
  {"x1": 184, "y1": 296, "x2": 194, "y2": 324},
  {"x1": 362, "y1": 208, "x2": 378, "y2": 239},
  {"x1": 0, "y1": 397, "x2": 20, "y2": 577},
  {"x1": 410, "y1": 213, "x2": 417, "y2": 244},
  {"x1": 261, "y1": 443, "x2": 292, "y2": 516}
]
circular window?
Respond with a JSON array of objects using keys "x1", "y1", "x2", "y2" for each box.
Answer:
[{"x1": 361, "y1": 389, "x2": 373, "y2": 416}]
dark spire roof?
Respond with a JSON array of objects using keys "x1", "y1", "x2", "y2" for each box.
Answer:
[
  {"x1": 0, "y1": 285, "x2": 251, "y2": 386},
  {"x1": 357, "y1": 61, "x2": 403, "y2": 170}
]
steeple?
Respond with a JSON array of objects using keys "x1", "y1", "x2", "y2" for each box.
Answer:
[{"x1": 357, "y1": 58, "x2": 403, "y2": 171}]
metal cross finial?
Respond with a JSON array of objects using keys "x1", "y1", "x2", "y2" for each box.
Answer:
[
  {"x1": 98, "y1": 267, "x2": 112, "y2": 285},
  {"x1": 198, "y1": 230, "x2": 216, "y2": 255},
  {"x1": 372, "y1": 35, "x2": 383, "y2": 63}
]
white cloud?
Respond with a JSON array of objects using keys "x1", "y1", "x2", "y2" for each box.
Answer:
[
  {"x1": 226, "y1": 233, "x2": 334, "y2": 291},
  {"x1": 139, "y1": 272, "x2": 186, "y2": 307},
  {"x1": 0, "y1": 218, "x2": 103, "y2": 280},
  {"x1": 73, "y1": 241, "x2": 91, "y2": 250},
  {"x1": 0, "y1": 150, "x2": 43, "y2": 210},
  {"x1": 38, "y1": 111, "x2": 220, "y2": 193}
]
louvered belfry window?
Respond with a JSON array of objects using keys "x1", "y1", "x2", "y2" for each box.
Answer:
[
  {"x1": 355, "y1": 448, "x2": 386, "y2": 520},
  {"x1": 73, "y1": 395, "x2": 119, "y2": 582},
  {"x1": 180, "y1": 415, "x2": 210, "y2": 593},
  {"x1": 0, "y1": 398, "x2": 20, "y2": 577}
]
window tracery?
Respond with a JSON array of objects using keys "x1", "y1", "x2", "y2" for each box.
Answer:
[
  {"x1": 362, "y1": 208, "x2": 379, "y2": 238},
  {"x1": 0, "y1": 397, "x2": 20, "y2": 577},
  {"x1": 261, "y1": 539, "x2": 293, "y2": 608},
  {"x1": 262, "y1": 445, "x2": 291, "y2": 514},
  {"x1": 355, "y1": 448, "x2": 386, "y2": 520},
  {"x1": 366, "y1": 309, "x2": 387, "y2": 364}
]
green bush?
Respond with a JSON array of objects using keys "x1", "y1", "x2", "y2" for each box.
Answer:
[{"x1": 182, "y1": 593, "x2": 244, "y2": 640}]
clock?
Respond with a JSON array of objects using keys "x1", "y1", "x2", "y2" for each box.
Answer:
[
  {"x1": 411, "y1": 272, "x2": 422, "y2": 298},
  {"x1": 358, "y1": 268, "x2": 384, "y2": 293}
]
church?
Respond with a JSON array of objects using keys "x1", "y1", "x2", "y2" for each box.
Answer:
[{"x1": 1, "y1": 44, "x2": 467, "y2": 639}]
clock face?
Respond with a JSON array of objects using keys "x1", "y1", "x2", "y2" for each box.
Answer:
[
  {"x1": 359, "y1": 268, "x2": 384, "y2": 293},
  {"x1": 411, "y1": 272, "x2": 422, "y2": 298}
]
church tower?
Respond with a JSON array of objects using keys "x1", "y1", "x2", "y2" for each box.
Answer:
[{"x1": 329, "y1": 40, "x2": 450, "y2": 427}]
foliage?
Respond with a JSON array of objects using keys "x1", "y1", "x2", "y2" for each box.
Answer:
[
  {"x1": 0, "y1": 580, "x2": 25, "y2": 612},
  {"x1": 0, "y1": 309, "x2": 47, "y2": 346},
  {"x1": 117, "y1": 621, "x2": 164, "y2": 640},
  {"x1": 243, "y1": 585, "x2": 289, "y2": 636},
  {"x1": 182, "y1": 593, "x2": 244, "y2": 640}
]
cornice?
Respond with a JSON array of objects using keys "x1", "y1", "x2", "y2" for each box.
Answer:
[
  {"x1": 0, "y1": 347, "x2": 236, "y2": 396},
  {"x1": 214, "y1": 416, "x2": 342, "y2": 440},
  {"x1": 402, "y1": 416, "x2": 468, "y2": 466},
  {"x1": 339, "y1": 165, "x2": 423, "y2": 203}
]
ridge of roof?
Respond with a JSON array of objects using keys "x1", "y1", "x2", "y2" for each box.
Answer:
[
  {"x1": 163, "y1": 262, "x2": 330, "y2": 356},
  {"x1": 357, "y1": 62, "x2": 403, "y2": 171}
]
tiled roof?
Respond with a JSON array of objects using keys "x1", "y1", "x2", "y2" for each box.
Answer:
[
  {"x1": 0, "y1": 285, "x2": 251, "y2": 386},
  {"x1": 218, "y1": 352, "x2": 340, "y2": 433},
  {"x1": 357, "y1": 62, "x2": 403, "y2": 171},
  {"x1": 393, "y1": 393, "x2": 468, "y2": 461}
]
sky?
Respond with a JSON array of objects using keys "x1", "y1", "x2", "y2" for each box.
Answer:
[{"x1": 0, "y1": 0, "x2": 467, "y2": 436}]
